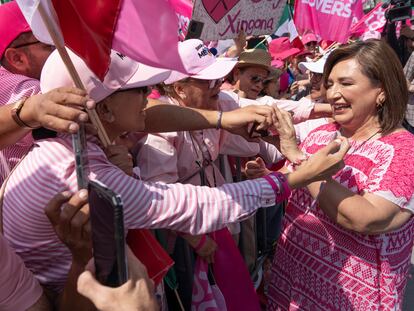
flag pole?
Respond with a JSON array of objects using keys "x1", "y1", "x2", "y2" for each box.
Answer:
[{"x1": 37, "y1": 2, "x2": 111, "y2": 148}]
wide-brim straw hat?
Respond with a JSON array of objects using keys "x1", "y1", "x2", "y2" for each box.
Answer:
[{"x1": 237, "y1": 48, "x2": 272, "y2": 71}]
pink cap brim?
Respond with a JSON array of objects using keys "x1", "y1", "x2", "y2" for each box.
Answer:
[
  {"x1": 122, "y1": 63, "x2": 171, "y2": 90},
  {"x1": 165, "y1": 58, "x2": 237, "y2": 84}
]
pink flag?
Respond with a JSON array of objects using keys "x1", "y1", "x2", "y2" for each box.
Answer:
[
  {"x1": 294, "y1": 0, "x2": 364, "y2": 43},
  {"x1": 349, "y1": 2, "x2": 387, "y2": 37},
  {"x1": 169, "y1": 0, "x2": 193, "y2": 40},
  {"x1": 17, "y1": 0, "x2": 186, "y2": 81}
]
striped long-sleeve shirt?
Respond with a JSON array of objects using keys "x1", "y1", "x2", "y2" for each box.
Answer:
[
  {"x1": 3, "y1": 134, "x2": 286, "y2": 292},
  {"x1": 0, "y1": 67, "x2": 39, "y2": 185}
]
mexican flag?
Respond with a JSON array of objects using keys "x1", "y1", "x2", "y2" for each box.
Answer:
[
  {"x1": 273, "y1": 3, "x2": 303, "y2": 49},
  {"x1": 274, "y1": 4, "x2": 299, "y2": 42}
]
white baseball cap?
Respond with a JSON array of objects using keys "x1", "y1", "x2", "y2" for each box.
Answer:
[
  {"x1": 298, "y1": 52, "x2": 331, "y2": 74},
  {"x1": 41, "y1": 48, "x2": 171, "y2": 102},
  {"x1": 164, "y1": 39, "x2": 238, "y2": 84}
]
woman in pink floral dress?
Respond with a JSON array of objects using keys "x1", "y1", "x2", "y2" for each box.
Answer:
[{"x1": 249, "y1": 40, "x2": 414, "y2": 310}]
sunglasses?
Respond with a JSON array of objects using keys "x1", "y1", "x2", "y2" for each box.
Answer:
[
  {"x1": 250, "y1": 75, "x2": 267, "y2": 84},
  {"x1": 11, "y1": 40, "x2": 42, "y2": 49},
  {"x1": 310, "y1": 72, "x2": 323, "y2": 83},
  {"x1": 185, "y1": 78, "x2": 223, "y2": 89}
]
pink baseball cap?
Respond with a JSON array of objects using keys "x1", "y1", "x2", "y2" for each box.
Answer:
[
  {"x1": 164, "y1": 39, "x2": 238, "y2": 84},
  {"x1": 41, "y1": 48, "x2": 171, "y2": 102},
  {"x1": 302, "y1": 32, "x2": 318, "y2": 45},
  {"x1": 269, "y1": 37, "x2": 300, "y2": 61},
  {"x1": 0, "y1": 2, "x2": 31, "y2": 59}
]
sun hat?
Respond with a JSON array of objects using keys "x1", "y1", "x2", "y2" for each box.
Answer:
[
  {"x1": 237, "y1": 48, "x2": 272, "y2": 71},
  {"x1": 164, "y1": 39, "x2": 238, "y2": 84},
  {"x1": 41, "y1": 48, "x2": 171, "y2": 102},
  {"x1": 302, "y1": 32, "x2": 318, "y2": 45},
  {"x1": 269, "y1": 37, "x2": 300, "y2": 61},
  {"x1": 0, "y1": 2, "x2": 31, "y2": 59},
  {"x1": 298, "y1": 52, "x2": 331, "y2": 74}
]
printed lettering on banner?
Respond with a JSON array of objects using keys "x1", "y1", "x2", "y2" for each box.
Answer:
[
  {"x1": 294, "y1": 0, "x2": 363, "y2": 42},
  {"x1": 189, "y1": 0, "x2": 286, "y2": 41}
]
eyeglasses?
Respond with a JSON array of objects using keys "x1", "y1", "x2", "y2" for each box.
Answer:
[
  {"x1": 185, "y1": 78, "x2": 223, "y2": 89},
  {"x1": 10, "y1": 40, "x2": 42, "y2": 49},
  {"x1": 250, "y1": 75, "x2": 267, "y2": 84},
  {"x1": 136, "y1": 86, "x2": 151, "y2": 94},
  {"x1": 310, "y1": 72, "x2": 323, "y2": 83}
]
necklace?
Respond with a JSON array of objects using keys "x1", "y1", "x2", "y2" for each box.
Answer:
[{"x1": 342, "y1": 129, "x2": 381, "y2": 161}]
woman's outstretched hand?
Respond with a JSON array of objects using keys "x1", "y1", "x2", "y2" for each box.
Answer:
[{"x1": 288, "y1": 137, "x2": 350, "y2": 188}]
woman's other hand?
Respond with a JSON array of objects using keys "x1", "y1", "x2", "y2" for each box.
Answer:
[
  {"x1": 245, "y1": 157, "x2": 271, "y2": 179},
  {"x1": 288, "y1": 137, "x2": 350, "y2": 188}
]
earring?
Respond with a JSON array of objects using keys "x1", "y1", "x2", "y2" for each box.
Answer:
[{"x1": 179, "y1": 93, "x2": 187, "y2": 100}]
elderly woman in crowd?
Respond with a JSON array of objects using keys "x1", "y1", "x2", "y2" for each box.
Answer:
[
  {"x1": 248, "y1": 39, "x2": 414, "y2": 310},
  {"x1": 135, "y1": 39, "x2": 265, "y2": 308}
]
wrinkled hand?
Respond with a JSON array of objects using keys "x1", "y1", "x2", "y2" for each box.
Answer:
[
  {"x1": 234, "y1": 30, "x2": 247, "y2": 51},
  {"x1": 21, "y1": 87, "x2": 94, "y2": 133},
  {"x1": 245, "y1": 157, "x2": 271, "y2": 179},
  {"x1": 77, "y1": 248, "x2": 158, "y2": 311},
  {"x1": 288, "y1": 137, "x2": 350, "y2": 188},
  {"x1": 104, "y1": 145, "x2": 134, "y2": 176},
  {"x1": 221, "y1": 105, "x2": 277, "y2": 142},
  {"x1": 45, "y1": 190, "x2": 92, "y2": 265},
  {"x1": 266, "y1": 106, "x2": 302, "y2": 162},
  {"x1": 185, "y1": 234, "x2": 217, "y2": 264}
]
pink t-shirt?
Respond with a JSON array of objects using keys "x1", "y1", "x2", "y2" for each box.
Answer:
[
  {"x1": 0, "y1": 234, "x2": 42, "y2": 311},
  {"x1": 268, "y1": 123, "x2": 414, "y2": 311}
]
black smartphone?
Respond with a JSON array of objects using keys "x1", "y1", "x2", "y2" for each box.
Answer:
[
  {"x1": 88, "y1": 180, "x2": 128, "y2": 287},
  {"x1": 185, "y1": 20, "x2": 204, "y2": 39},
  {"x1": 248, "y1": 121, "x2": 269, "y2": 138}
]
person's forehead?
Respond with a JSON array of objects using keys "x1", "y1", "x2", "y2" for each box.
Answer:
[{"x1": 242, "y1": 66, "x2": 268, "y2": 77}]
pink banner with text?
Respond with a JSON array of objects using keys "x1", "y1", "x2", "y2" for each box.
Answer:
[{"x1": 294, "y1": 0, "x2": 364, "y2": 43}]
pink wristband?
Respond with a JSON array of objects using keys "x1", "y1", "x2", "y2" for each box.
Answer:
[
  {"x1": 263, "y1": 172, "x2": 291, "y2": 202},
  {"x1": 273, "y1": 172, "x2": 291, "y2": 200},
  {"x1": 194, "y1": 235, "x2": 208, "y2": 252}
]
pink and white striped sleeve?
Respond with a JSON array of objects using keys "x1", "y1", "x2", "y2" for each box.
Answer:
[{"x1": 90, "y1": 153, "x2": 287, "y2": 235}]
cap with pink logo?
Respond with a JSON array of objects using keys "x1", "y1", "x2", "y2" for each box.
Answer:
[
  {"x1": 41, "y1": 48, "x2": 171, "y2": 102},
  {"x1": 164, "y1": 39, "x2": 238, "y2": 84},
  {"x1": 0, "y1": 2, "x2": 31, "y2": 59}
]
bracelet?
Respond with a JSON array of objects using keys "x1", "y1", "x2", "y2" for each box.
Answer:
[
  {"x1": 194, "y1": 235, "x2": 208, "y2": 252},
  {"x1": 263, "y1": 172, "x2": 292, "y2": 202},
  {"x1": 11, "y1": 97, "x2": 37, "y2": 129},
  {"x1": 216, "y1": 111, "x2": 223, "y2": 130},
  {"x1": 273, "y1": 172, "x2": 292, "y2": 200}
]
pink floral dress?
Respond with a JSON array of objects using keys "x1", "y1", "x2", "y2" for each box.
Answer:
[{"x1": 267, "y1": 123, "x2": 414, "y2": 311}]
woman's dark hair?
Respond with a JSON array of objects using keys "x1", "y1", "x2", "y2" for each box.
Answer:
[{"x1": 323, "y1": 39, "x2": 408, "y2": 134}]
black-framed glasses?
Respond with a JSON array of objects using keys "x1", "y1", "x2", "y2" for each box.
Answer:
[
  {"x1": 184, "y1": 78, "x2": 223, "y2": 89},
  {"x1": 310, "y1": 72, "x2": 323, "y2": 83},
  {"x1": 136, "y1": 86, "x2": 151, "y2": 94},
  {"x1": 250, "y1": 75, "x2": 266, "y2": 84},
  {"x1": 10, "y1": 40, "x2": 41, "y2": 49}
]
